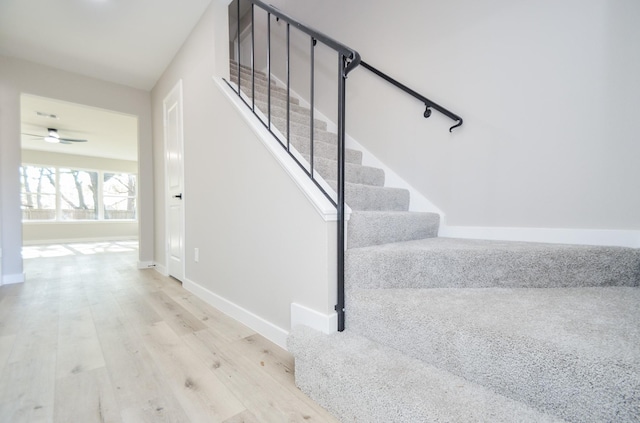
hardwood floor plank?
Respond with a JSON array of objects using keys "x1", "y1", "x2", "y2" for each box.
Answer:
[
  {"x1": 56, "y1": 306, "x2": 106, "y2": 378},
  {"x1": 92, "y1": 307, "x2": 191, "y2": 422},
  {"x1": 182, "y1": 329, "x2": 339, "y2": 423},
  {"x1": 164, "y1": 291, "x2": 256, "y2": 344},
  {"x1": 141, "y1": 321, "x2": 245, "y2": 423},
  {"x1": 144, "y1": 290, "x2": 208, "y2": 336},
  {"x1": 54, "y1": 367, "x2": 121, "y2": 423}
]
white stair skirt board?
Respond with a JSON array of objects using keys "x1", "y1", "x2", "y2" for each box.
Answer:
[
  {"x1": 184, "y1": 278, "x2": 289, "y2": 350},
  {"x1": 291, "y1": 303, "x2": 337, "y2": 335},
  {"x1": 214, "y1": 77, "x2": 351, "y2": 223},
  {"x1": 2, "y1": 273, "x2": 25, "y2": 285}
]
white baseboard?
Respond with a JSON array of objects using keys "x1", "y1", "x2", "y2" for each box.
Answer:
[
  {"x1": 2, "y1": 273, "x2": 25, "y2": 285},
  {"x1": 183, "y1": 278, "x2": 289, "y2": 350},
  {"x1": 439, "y1": 225, "x2": 640, "y2": 248},
  {"x1": 154, "y1": 263, "x2": 168, "y2": 276},
  {"x1": 291, "y1": 303, "x2": 337, "y2": 335},
  {"x1": 137, "y1": 261, "x2": 156, "y2": 270}
]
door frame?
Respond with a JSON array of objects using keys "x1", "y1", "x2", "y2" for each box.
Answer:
[{"x1": 163, "y1": 79, "x2": 185, "y2": 280}]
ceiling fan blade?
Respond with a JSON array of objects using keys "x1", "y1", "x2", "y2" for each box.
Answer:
[
  {"x1": 22, "y1": 132, "x2": 45, "y2": 138},
  {"x1": 59, "y1": 138, "x2": 88, "y2": 143},
  {"x1": 59, "y1": 140, "x2": 74, "y2": 145}
]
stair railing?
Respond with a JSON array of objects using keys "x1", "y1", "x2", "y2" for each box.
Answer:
[
  {"x1": 226, "y1": 0, "x2": 462, "y2": 332},
  {"x1": 360, "y1": 61, "x2": 464, "y2": 132}
]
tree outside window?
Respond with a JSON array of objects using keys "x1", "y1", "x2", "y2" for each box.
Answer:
[
  {"x1": 20, "y1": 166, "x2": 56, "y2": 220},
  {"x1": 104, "y1": 173, "x2": 137, "y2": 220},
  {"x1": 19, "y1": 165, "x2": 137, "y2": 221},
  {"x1": 59, "y1": 168, "x2": 98, "y2": 220}
]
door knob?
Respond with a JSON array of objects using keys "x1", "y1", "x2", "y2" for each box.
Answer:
[{"x1": 173, "y1": 193, "x2": 183, "y2": 199}]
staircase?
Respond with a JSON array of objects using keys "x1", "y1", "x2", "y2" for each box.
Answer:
[{"x1": 229, "y1": 61, "x2": 640, "y2": 422}]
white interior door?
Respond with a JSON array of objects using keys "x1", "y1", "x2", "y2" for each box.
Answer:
[{"x1": 164, "y1": 80, "x2": 184, "y2": 281}]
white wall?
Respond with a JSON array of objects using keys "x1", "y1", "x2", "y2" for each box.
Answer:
[
  {"x1": 151, "y1": 0, "x2": 337, "y2": 346},
  {"x1": 0, "y1": 55, "x2": 154, "y2": 283},
  {"x1": 263, "y1": 0, "x2": 640, "y2": 232},
  {"x1": 20, "y1": 150, "x2": 138, "y2": 244}
]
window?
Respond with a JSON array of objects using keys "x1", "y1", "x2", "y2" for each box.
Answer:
[
  {"x1": 103, "y1": 173, "x2": 137, "y2": 220},
  {"x1": 20, "y1": 166, "x2": 57, "y2": 220},
  {"x1": 20, "y1": 165, "x2": 137, "y2": 222},
  {"x1": 59, "y1": 168, "x2": 98, "y2": 220}
]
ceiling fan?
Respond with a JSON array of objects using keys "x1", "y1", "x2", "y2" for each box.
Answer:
[{"x1": 23, "y1": 128, "x2": 88, "y2": 144}]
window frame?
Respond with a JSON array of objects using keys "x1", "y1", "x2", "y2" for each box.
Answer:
[{"x1": 20, "y1": 163, "x2": 138, "y2": 223}]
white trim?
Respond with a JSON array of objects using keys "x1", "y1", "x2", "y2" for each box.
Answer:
[
  {"x1": 214, "y1": 77, "x2": 351, "y2": 222},
  {"x1": 270, "y1": 74, "x2": 442, "y2": 215},
  {"x1": 137, "y1": 261, "x2": 156, "y2": 269},
  {"x1": 2, "y1": 273, "x2": 25, "y2": 285},
  {"x1": 163, "y1": 80, "x2": 186, "y2": 282},
  {"x1": 438, "y1": 225, "x2": 640, "y2": 248},
  {"x1": 291, "y1": 303, "x2": 337, "y2": 335},
  {"x1": 184, "y1": 278, "x2": 289, "y2": 350},
  {"x1": 22, "y1": 236, "x2": 137, "y2": 246},
  {"x1": 154, "y1": 263, "x2": 169, "y2": 276}
]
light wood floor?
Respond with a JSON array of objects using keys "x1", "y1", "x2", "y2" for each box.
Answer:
[{"x1": 0, "y1": 242, "x2": 339, "y2": 423}]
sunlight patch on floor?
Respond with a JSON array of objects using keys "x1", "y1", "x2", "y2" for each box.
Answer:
[{"x1": 22, "y1": 240, "x2": 138, "y2": 259}]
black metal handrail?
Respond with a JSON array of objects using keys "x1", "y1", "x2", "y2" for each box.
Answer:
[
  {"x1": 360, "y1": 61, "x2": 463, "y2": 132},
  {"x1": 226, "y1": 0, "x2": 462, "y2": 333}
]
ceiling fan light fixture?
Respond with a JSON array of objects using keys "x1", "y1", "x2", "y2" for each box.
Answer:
[{"x1": 44, "y1": 136, "x2": 60, "y2": 143}]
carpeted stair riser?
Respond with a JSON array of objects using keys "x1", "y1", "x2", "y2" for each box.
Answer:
[
  {"x1": 291, "y1": 137, "x2": 362, "y2": 165},
  {"x1": 346, "y1": 287, "x2": 640, "y2": 423},
  {"x1": 288, "y1": 326, "x2": 564, "y2": 423},
  {"x1": 305, "y1": 156, "x2": 384, "y2": 187},
  {"x1": 348, "y1": 211, "x2": 440, "y2": 248},
  {"x1": 346, "y1": 237, "x2": 640, "y2": 290},
  {"x1": 325, "y1": 181, "x2": 410, "y2": 211}
]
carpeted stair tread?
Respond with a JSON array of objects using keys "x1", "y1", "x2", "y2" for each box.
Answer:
[
  {"x1": 253, "y1": 99, "x2": 327, "y2": 130},
  {"x1": 347, "y1": 286, "x2": 640, "y2": 422},
  {"x1": 348, "y1": 210, "x2": 440, "y2": 248},
  {"x1": 306, "y1": 156, "x2": 384, "y2": 186},
  {"x1": 325, "y1": 181, "x2": 410, "y2": 211},
  {"x1": 346, "y1": 237, "x2": 640, "y2": 289},
  {"x1": 287, "y1": 326, "x2": 565, "y2": 423},
  {"x1": 291, "y1": 137, "x2": 362, "y2": 165},
  {"x1": 270, "y1": 116, "x2": 337, "y2": 144}
]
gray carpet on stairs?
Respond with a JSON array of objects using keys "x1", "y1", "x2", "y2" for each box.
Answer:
[
  {"x1": 346, "y1": 237, "x2": 640, "y2": 289},
  {"x1": 288, "y1": 326, "x2": 565, "y2": 423},
  {"x1": 348, "y1": 210, "x2": 440, "y2": 248},
  {"x1": 347, "y1": 286, "x2": 640, "y2": 423}
]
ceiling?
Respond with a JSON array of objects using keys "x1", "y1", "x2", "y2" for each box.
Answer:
[
  {"x1": 2, "y1": 0, "x2": 218, "y2": 162},
  {"x1": 21, "y1": 94, "x2": 138, "y2": 162},
  {"x1": 0, "y1": 0, "x2": 214, "y2": 90}
]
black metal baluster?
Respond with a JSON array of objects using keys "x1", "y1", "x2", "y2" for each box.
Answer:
[
  {"x1": 286, "y1": 23, "x2": 290, "y2": 151},
  {"x1": 251, "y1": 3, "x2": 255, "y2": 111},
  {"x1": 267, "y1": 12, "x2": 272, "y2": 129},
  {"x1": 310, "y1": 37, "x2": 315, "y2": 178},
  {"x1": 236, "y1": 0, "x2": 241, "y2": 96},
  {"x1": 336, "y1": 54, "x2": 347, "y2": 332}
]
